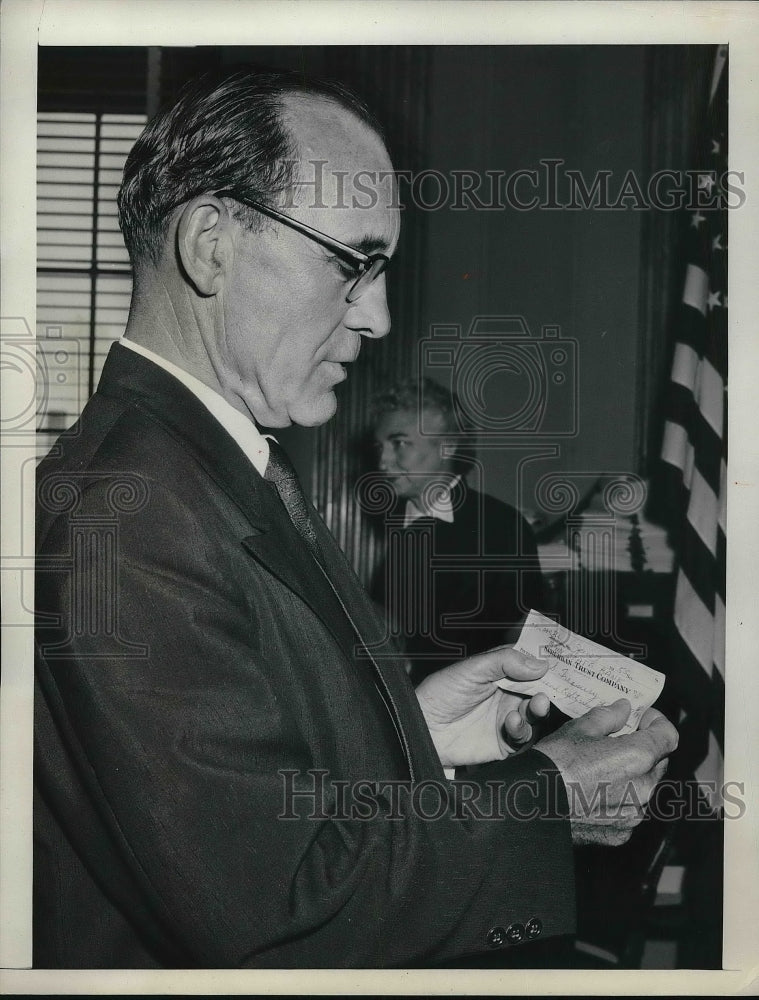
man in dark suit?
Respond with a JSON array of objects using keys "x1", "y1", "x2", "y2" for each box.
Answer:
[
  {"x1": 34, "y1": 68, "x2": 678, "y2": 969},
  {"x1": 371, "y1": 378, "x2": 545, "y2": 685}
]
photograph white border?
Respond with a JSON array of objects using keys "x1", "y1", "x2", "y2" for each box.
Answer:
[{"x1": 2, "y1": 1, "x2": 757, "y2": 993}]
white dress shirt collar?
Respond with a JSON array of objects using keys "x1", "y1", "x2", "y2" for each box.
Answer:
[
  {"x1": 118, "y1": 337, "x2": 270, "y2": 477},
  {"x1": 403, "y1": 476, "x2": 462, "y2": 528}
]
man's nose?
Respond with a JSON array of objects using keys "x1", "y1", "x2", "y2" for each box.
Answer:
[
  {"x1": 347, "y1": 273, "x2": 391, "y2": 340},
  {"x1": 377, "y1": 442, "x2": 393, "y2": 471}
]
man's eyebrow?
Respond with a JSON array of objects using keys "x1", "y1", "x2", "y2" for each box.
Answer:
[{"x1": 353, "y1": 235, "x2": 392, "y2": 256}]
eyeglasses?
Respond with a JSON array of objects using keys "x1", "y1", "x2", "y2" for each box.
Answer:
[{"x1": 214, "y1": 190, "x2": 390, "y2": 303}]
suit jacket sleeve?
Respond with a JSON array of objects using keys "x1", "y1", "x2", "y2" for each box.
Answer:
[{"x1": 36, "y1": 465, "x2": 574, "y2": 968}]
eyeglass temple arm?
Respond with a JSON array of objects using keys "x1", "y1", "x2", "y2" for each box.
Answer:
[{"x1": 214, "y1": 190, "x2": 369, "y2": 265}]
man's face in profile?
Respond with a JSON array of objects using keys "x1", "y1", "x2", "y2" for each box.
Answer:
[
  {"x1": 217, "y1": 93, "x2": 401, "y2": 429},
  {"x1": 374, "y1": 407, "x2": 455, "y2": 505}
]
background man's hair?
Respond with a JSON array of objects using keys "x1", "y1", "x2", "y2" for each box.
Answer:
[
  {"x1": 117, "y1": 67, "x2": 383, "y2": 268},
  {"x1": 369, "y1": 376, "x2": 477, "y2": 475}
]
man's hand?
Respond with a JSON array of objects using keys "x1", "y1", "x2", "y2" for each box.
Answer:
[
  {"x1": 536, "y1": 699, "x2": 679, "y2": 846},
  {"x1": 415, "y1": 646, "x2": 551, "y2": 767}
]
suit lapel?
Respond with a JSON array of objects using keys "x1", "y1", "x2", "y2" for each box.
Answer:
[
  {"x1": 240, "y1": 520, "x2": 360, "y2": 662},
  {"x1": 96, "y1": 344, "x2": 387, "y2": 682},
  {"x1": 308, "y1": 511, "x2": 424, "y2": 775}
]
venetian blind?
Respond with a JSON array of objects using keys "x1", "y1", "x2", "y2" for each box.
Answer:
[{"x1": 36, "y1": 111, "x2": 146, "y2": 454}]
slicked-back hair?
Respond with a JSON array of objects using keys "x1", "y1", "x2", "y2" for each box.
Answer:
[{"x1": 117, "y1": 68, "x2": 383, "y2": 269}]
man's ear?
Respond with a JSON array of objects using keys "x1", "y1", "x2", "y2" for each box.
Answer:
[{"x1": 176, "y1": 195, "x2": 233, "y2": 296}]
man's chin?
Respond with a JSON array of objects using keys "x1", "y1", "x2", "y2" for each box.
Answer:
[
  {"x1": 385, "y1": 477, "x2": 415, "y2": 502},
  {"x1": 288, "y1": 390, "x2": 338, "y2": 428}
]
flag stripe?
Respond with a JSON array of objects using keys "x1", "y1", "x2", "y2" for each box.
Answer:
[
  {"x1": 682, "y1": 263, "x2": 709, "y2": 315},
  {"x1": 713, "y1": 594, "x2": 725, "y2": 679},
  {"x1": 661, "y1": 419, "x2": 689, "y2": 474},
  {"x1": 662, "y1": 394, "x2": 722, "y2": 496},
  {"x1": 696, "y1": 358, "x2": 724, "y2": 438},
  {"x1": 667, "y1": 645, "x2": 723, "y2": 765},
  {"x1": 670, "y1": 342, "x2": 700, "y2": 391},
  {"x1": 673, "y1": 571, "x2": 715, "y2": 669},
  {"x1": 668, "y1": 632, "x2": 717, "y2": 771},
  {"x1": 715, "y1": 523, "x2": 726, "y2": 606},
  {"x1": 694, "y1": 733, "x2": 724, "y2": 810},
  {"x1": 678, "y1": 518, "x2": 718, "y2": 616},
  {"x1": 707, "y1": 309, "x2": 728, "y2": 382},
  {"x1": 674, "y1": 304, "x2": 708, "y2": 355},
  {"x1": 710, "y1": 667, "x2": 725, "y2": 750},
  {"x1": 717, "y1": 458, "x2": 727, "y2": 532},
  {"x1": 686, "y1": 466, "x2": 719, "y2": 556}
]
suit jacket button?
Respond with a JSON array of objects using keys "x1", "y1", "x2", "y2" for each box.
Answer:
[
  {"x1": 505, "y1": 922, "x2": 525, "y2": 944},
  {"x1": 525, "y1": 917, "x2": 543, "y2": 939},
  {"x1": 486, "y1": 926, "x2": 507, "y2": 948}
]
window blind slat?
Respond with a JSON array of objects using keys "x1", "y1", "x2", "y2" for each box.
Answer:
[
  {"x1": 37, "y1": 110, "x2": 144, "y2": 433},
  {"x1": 38, "y1": 184, "x2": 96, "y2": 200},
  {"x1": 38, "y1": 136, "x2": 96, "y2": 152}
]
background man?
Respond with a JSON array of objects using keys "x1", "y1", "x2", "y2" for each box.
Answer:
[
  {"x1": 34, "y1": 68, "x2": 677, "y2": 968},
  {"x1": 371, "y1": 377, "x2": 544, "y2": 684}
]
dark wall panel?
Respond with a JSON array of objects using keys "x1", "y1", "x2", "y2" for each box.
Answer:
[{"x1": 418, "y1": 46, "x2": 648, "y2": 523}]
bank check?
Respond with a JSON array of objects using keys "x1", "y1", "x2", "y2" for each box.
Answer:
[{"x1": 497, "y1": 609, "x2": 666, "y2": 735}]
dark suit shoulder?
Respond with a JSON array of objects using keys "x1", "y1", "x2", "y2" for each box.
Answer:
[
  {"x1": 36, "y1": 394, "x2": 265, "y2": 576},
  {"x1": 451, "y1": 485, "x2": 536, "y2": 551},
  {"x1": 474, "y1": 487, "x2": 527, "y2": 522},
  {"x1": 37, "y1": 393, "x2": 182, "y2": 535}
]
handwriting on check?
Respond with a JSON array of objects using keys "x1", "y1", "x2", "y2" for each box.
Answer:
[{"x1": 496, "y1": 610, "x2": 665, "y2": 735}]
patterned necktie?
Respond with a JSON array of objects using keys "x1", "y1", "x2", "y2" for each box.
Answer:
[{"x1": 264, "y1": 439, "x2": 322, "y2": 560}]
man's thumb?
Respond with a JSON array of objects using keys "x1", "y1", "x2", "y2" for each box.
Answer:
[
  {"x1": 493, "y1": 647, "x2": 548, "y2": 682},
  {"x1": 580, "y1": 698, "x2": 632, "y2": 736}
]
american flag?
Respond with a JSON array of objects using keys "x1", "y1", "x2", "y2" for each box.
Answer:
[{"x1": 660, "y1": 45, "x2": 727, "y2": 811}]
